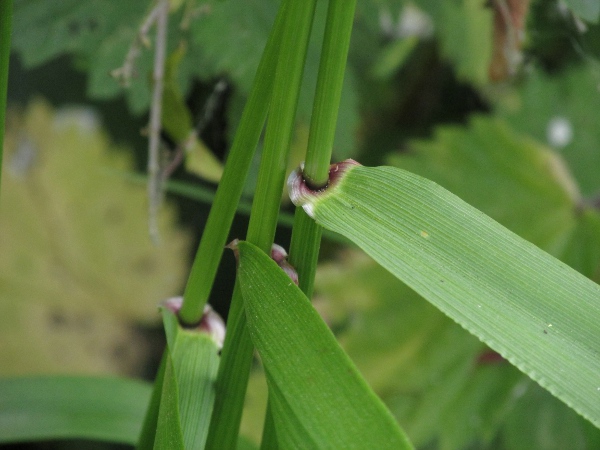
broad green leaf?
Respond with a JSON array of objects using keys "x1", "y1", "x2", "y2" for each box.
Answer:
[
  {"x1": 563, "y1": 0, "x2": 600, "y2": 22},
  {"x1": 235, "y1": 240, "x2": 413, "y2": 450},
  {"x1": 0, "y1": 376, "x2": 151, "y2": 444},
  {"x1": 0, "y1": 100, "x2": 190, "y2": 375},
  {"x1": 290, "y1": 162, "x2": 600, "y2": 428},
  {"x1": 314, "y1": 250, "x2": 600, "y2": 449},
  {"x1": 386, "y1": 116, "x2": 600, "y2": 445},
  {"x1": 158, "y1": 303, "x2": 221, "y2": 450}
]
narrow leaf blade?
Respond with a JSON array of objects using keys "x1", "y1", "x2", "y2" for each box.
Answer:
[
  {"x1": 160, "y1": 305, "x2": 221, "y2": 450},
  {"x1": 154, "y1": 354, "x2": 185, "y2": 450},
  {"x1": 293, "y1": 164, "x2": 600, "y2": 428},
  {"x1": 235, "y1": 240, "x2": 413, "y2": 449}
]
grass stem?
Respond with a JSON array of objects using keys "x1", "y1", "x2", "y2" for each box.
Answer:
[
  {"x1": 288, "y1": 0, "x2": 358, "y2": 298},
  {"x1": 205, "y1": 0, "x2": 317, "y2": 447},
  {"x1": 178, "y1": 1, "x2": 287, "y2": 325}
]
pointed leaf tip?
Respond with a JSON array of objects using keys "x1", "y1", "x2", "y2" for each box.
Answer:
[
  {"x1": 287, "y1": 159, "x2": 361, "y2": 217},
  {"x1": 226, "y1": 238, "x2": 240, "y2": 251},
  {"x1": 232, "y1": 240, "x2": 299, "y2": 285},
  {"x1": 226, "y1": 238, "x2": 241, "y2": 263}
]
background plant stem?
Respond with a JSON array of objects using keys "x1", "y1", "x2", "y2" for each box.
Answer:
[
  {"x1": 178, "y1": 2, "x2": 287, "y2": 326},
  {"x1": 147, "y1": 0, "x2": 168, "y2": 243},
  {"x1": 205, "y1": 0, "x2": 317, "y2": 447},
  {"x1": 0, "y1": 0, "x2": 14, "y2": 193}
]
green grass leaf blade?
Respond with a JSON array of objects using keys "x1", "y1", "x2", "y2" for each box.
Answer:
[
  {"x1": 293, "y1": 163, "x2": 600, "y2": 428},
  {"x1": 154, "y1": 353, "x2": 186, "y2": 450},
  {"x1": 206, "y1": 0, "x2": 318, "y2": 446},
  {"x1": 235, "y1": 240, "x2": 413, "y2": 449},
  {"x1": 136, "y1": 353, "x2": 167, "y2": 450},
  {"x1": 0, "y1": 376, "x2": 151, "y2": 444},
  {"x1": 160, "y1": 305, "x2": 221, "y2": 449},
  {"x1": 178, "y1": 0, "x2": 288, "y2": 325}
]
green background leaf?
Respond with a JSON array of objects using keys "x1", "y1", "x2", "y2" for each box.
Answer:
[
  {"x1": 11, "y1": 0, "x2": 360, "y2": 158},
  {"x1": 0, "y1": 100, "x2": 190, "y2": 375},
  {"x1": 0, "y1": 376, "x2": 151, "y2": 444},
  {"x1": 562, "y1": 0, "x2": 600, "y2": 23},
  {"x1": 434, "y1": 0, "x2": 493, "y2": 85},
  {"x1": 499, "y1": 67, "x2": 600, "y2": 198},
  {"x1": 389, "y1": 116, "x2": 583, "y2": 260}
]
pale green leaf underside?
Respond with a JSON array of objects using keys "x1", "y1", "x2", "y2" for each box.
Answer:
[
  {"x1": 0, "y1": 376, "x2": 151, "y2": 444},
  {"x1": 304, "y1": 165, "x2": 600, "y2": 428},
  {"x1": 236, "y1": 241, "x2": 413, "y2": 449}
]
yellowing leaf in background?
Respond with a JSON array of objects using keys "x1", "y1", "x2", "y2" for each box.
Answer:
[{"x1": 0, "y1": 99, "x2": 191, "y2": 375}]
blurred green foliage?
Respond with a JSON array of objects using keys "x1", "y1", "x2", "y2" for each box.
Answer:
[{"x1": 6, "y1": 0, "x2": 600, "y2": 448}]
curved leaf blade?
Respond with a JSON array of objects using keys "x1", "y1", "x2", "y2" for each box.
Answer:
[
  {"x1": 154, "y1": 354, "x2": 185, "y2": 450},
  {"x1": 0, "y1": 376, "x2": 151, "y2": 444},
  {"x1": 292, "y1": 163, "x2": 600, "y2": 428},
  {"x1": 159, "y1": 305, "x2": 221, "y2": 450},
  {"x1": 235, "y1": 240, "x2": 413, "y2": 449}
]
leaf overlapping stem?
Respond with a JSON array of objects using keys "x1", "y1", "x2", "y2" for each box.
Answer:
[
  {"x1": 178, "y1": 0, "x2": 285, "y2": 325},
  {"x1": 287, "y1": 0, "x2": 358, "y2": 300},
  {"x1": 205, "y1": 1, "x2": 318, "y2": 448}
]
